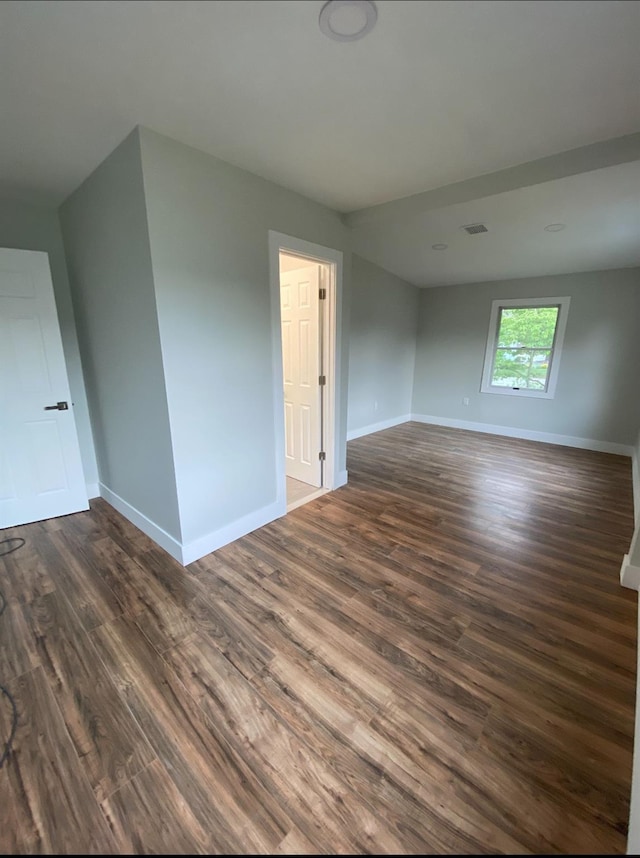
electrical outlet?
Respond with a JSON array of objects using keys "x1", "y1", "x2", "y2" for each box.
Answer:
[
  {"x1": 374, "y1": 400, "x2": 378, "y2": 412},
  {"x1": 462, "y1": 397, "x2": 469, "y2": 406}
]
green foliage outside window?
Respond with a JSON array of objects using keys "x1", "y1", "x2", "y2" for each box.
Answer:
[{"x1": 491, "y1": 306, "x2": 559, "y2": 390}]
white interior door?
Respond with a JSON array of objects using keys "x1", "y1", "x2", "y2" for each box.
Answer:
[
  {"x1": 0, "y1": 248, "x2": 88, "y2": 528},
  {"x1": 280, "y1": 264, "x2": 322, "y2": 487}
]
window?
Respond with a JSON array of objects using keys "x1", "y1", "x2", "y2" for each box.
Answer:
[{"x1": 480, "y1": 296, "x2": 570, "y2": 399}]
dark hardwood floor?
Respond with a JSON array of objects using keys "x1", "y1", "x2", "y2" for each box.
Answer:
[{"x1": 0, "y1": 422, "x2": 636, "y2": 853}]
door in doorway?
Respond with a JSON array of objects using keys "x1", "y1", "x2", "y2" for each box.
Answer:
[
  {"x1": 280, "y1": 262, "x2": 322, "y2": 488},
  {"x1": 0, "y1": 248, "x2": 88, "y2": 528}
]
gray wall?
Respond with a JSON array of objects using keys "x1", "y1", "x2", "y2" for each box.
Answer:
[
  {"x1": 348, "y1": 254, "x2": 419, "y2": 434},
  {"x1": 0, "y1": 197, "x2": 97, "y2": 489},
  {"x1": 138, "y1": 127, "x2": 350, "y2": 546},
  {"x1": 412, "y1": 268, "x2": 640, "y2": 446},
  {"x1": 60, "y1": 130, "x2": 181, "y2": 539}
]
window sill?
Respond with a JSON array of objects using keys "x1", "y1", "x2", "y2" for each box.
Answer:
[{"x1": 480, "y1": 385, "x2": 555, "y2": 399}]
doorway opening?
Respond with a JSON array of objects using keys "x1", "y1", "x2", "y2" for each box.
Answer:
[{"x1": 269, "y1": 232, "x2": 341, "y2": 514}]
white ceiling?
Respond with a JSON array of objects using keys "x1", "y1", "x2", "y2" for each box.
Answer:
[
  {"x1": 350, "y1": 160, "x2": 640, "y2": 286},
  {"x1": 1, "y1": 0, "x2": 639, "y2": 286}
]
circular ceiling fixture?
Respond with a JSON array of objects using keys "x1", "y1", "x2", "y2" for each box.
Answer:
[
  {"x1": 319, "y1": 0, "x2": 378, "y2": 42},
  {"x1": 432, "y1": 243, "x2": 448, "y2": 250},
  {"x1": 544, "y1": 223, "x2": 566, "y2": 232}
]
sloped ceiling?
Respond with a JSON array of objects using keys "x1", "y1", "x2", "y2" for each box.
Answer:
[{"x1": 1, "y1": 0, "x2": 639, "y2": 285}]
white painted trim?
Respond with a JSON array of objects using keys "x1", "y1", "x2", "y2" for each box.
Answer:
[
  {"x1": 86, "y1": 482, "x2": 100, "y2": 500},
  {"x1": 99, "y1": 482, "x2": 183, "y2": 563},
  {"x1": 268, "y1": 231, "x2": 343, "y2": 494},
  {"x1": 627, "y1": 606, "x2": 640, "y2": 855},
  {"x1": 100, "y1": 483, "x2": 285, "y2": 567},
  {"x1": 480, "y1": 296, "x2": 570, "y2": 399},
  {"x1": 181, "y1": 499, "x2": 283, "y2": 566},
  {"x1": 632, "y1": 436, "x2": 640, "y2": 523},
  {"x1": 322, "y1": 257, "x2": 338, "y2": 490},
  {"x1": 335, "y1": 469, "x2": 348, "y2": 488},
  {"x1": 410, "y1": 414, "x2": 634, "y2": 457},
  {"x1": 287, "y1": 486, "x2": 328, "y2": 513},
  {"x1": 620, "y1": 555, "x2": 640, "y2": 591},
  {"x1": 268, "y1": 237, "x2": 288, "y2": 513},
  {"x1": 347, "y1": 414, "x2": 411, "y2": 441}
]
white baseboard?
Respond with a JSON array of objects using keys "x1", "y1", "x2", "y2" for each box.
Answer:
[
  {"x1": 335, "y1": 469, "x2": 348, "y2": 488},
  {"x1": 181, "y1": 499, "x2": 284, "y2": 566},
  {"x1": 410, "y1": 413, "x2": 634, "y2": 457},
  {"x1": 347, "y1": 414, "x2": 412, "y2": 442},
  {"x1": 99, "y1": 483, "x2": 286, "y2": 567},
  {"x1": 86, "y1": 482, "x2": 100, "y2": 500},
  {"x1": 621, "y1": 555, "x2": 640, "y2": 591},
  {"x1": 99, "y1": 482, "x2": 184, "y2": 563},
  {"x1": 98, "y1": 412, "x2": 632, "y2": 568}
]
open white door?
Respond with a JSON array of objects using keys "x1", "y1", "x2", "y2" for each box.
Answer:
[
  {"x1": 280, "y1": 264, "x2": 322, "y2": 487},
  {"x1": 0, "y1": 248, "x2": 88, "y2": 528}
]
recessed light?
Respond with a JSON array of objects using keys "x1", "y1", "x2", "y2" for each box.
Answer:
[
  {"x1": 544, "y1": 223, "x2": 566, "y2": 232},
  {"x1": 319, "y1": 0, "x2": 377, "y2": 42},
  {"x1": 432, "y1": 243, "x2": 448, "y2": 250}
]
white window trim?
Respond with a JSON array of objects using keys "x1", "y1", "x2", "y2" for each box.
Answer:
[{"x1": 480, "y1": 296, "x2": 571, "y2": 399}]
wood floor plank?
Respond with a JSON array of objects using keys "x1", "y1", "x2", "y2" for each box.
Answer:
[
  {"x1": 371, "y1": 698, "x2": 626, "y2": 854},
  {"x1": 251, "y1": 652, "x2": 521, "y2": 853},
  {"x1": 467, "y1": 604, "x2": 636, "y2": 708},
  {"x1": 0, "y1": 598, "x2": 39, "y2": 682},
  {"x1": 454, "y1": 622, "x2": 635, "y2": 742},
  {"x1": 0, "y1": 422, "x2": 635, "y2": 853},
  {"x1": 391, "y1": 542, "x2": 637, "y2": 664},
  {"x1": 28, "y1": 589, "x2": 155, "y2": 801},
  {"x1": 459, "y1": 619, "x2": 635, "y2": 716},
  {"x1": 100, "y1": 759, "x2": 211, "y2": 854},
  {"x1": 34, "y1": 530, "x2": 124, "y2": 630},
  {"x1": 274, "y1": 827, "x2": 323, "y2": 854},
  {"x1": 130, "y1": 548, "x2": 274, "y2": 678},
  {"x1": 196, "y1": 557, "x2": 392, "y2": 722},
  {"x1": 91, "y1": 613, "x2": 295, "y2": 854},
  {"x1": 202, "y1": 541, "x2": 507, "y2": 749},
  {"x1": 88, "y1": 497, "x2": 157, "y2": 554},
  {"x1": 0, "y1": 667, "x2": 117, "y2": 854},
  {"x1": 0, "y1": 526, "x2": 55, "y2": 604},
  {"x1": 162, "y1": 629, "x2": 416, "y2": 854},
  {"x1": 83, "y1": 534, "x2": 181, "y2": 619},
  {"x1": 478, "y1": 705, "x2": 630, "y2": 834},
  {"x1": 270, "y1": 582, "x2": 492, "y2": 737}
]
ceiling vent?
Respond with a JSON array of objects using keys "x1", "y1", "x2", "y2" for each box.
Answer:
[{"x1": 462, "y1": 223, "x2": 488, "y2": 235}]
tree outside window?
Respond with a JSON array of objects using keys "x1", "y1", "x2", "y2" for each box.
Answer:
[
  {"x1": 492, "y1": 306, "x2": 559, "y2": 391},
  {"x1": 481, "y1": 296, "x2": 570, "y2": 399}
]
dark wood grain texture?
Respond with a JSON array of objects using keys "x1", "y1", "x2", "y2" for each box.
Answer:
[
  {"x1": 0, "y1": 421, "x2": 635, "y2": 853},
  {"x1": 91, "y1": 613, "x2": 294, "y2": 854},
  {"x1": 28, "y1": 589, "x2": 155, "y2": 801},
  {"x1": 100, "y1": 759, "x2": 211, "y2": 855},
  {"x1": 0, "y1": 667, "x2": 117, "y2": 854}
]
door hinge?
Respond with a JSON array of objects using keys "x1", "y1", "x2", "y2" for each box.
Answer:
[
  {"x1": 319, "y1": 451, "x2": 326, "y2": 461},
  {"x1": 319, "y1": 287, "x2": 327, "y2": 300},
  {"x1": 319, "y1": 375, "x2": 326, "y2": 386}
]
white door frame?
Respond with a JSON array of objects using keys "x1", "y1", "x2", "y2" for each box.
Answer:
[{"x1": 268, "y1": 231, "x2": 343, "y2": 514}]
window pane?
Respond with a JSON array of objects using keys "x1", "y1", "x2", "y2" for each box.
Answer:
[
  {"x1": 492, "y1": 348, "x2": 552, "y2": 389},
  {"x1": 497, "y1": 306, "x2": 559, "y2": 349},
  {"x1": 481, "y1": 296, "x2": 570, "y2": 399}
]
